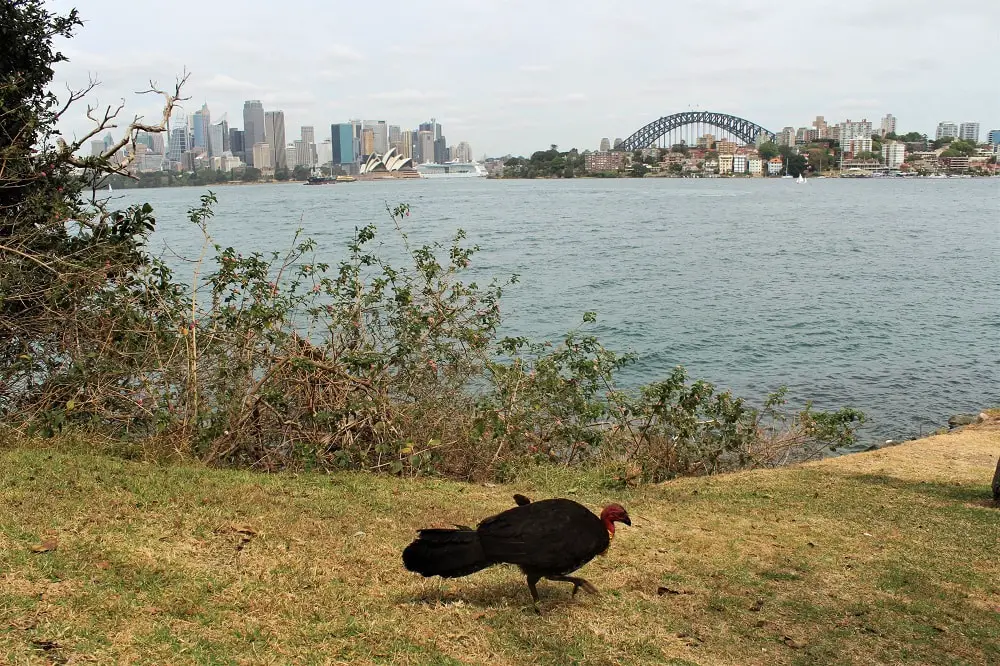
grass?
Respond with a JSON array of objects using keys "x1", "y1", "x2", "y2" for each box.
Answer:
[{"x1": 1, "y1": 423, "x2": 998, "y2": 665}]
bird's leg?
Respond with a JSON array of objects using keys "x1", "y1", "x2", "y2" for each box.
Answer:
[
  {"x1": 546, "y1": 575, "x2": 599, "y2": 596},
  {"x1": 526, "y1": 574, "x2": 541, "y2": 613}
]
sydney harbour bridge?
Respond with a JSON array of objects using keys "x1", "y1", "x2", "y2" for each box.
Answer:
[{"x1": 616, "y1": 111, "x2": 775, "y2": 151}]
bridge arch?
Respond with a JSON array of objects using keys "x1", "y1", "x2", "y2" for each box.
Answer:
[{"x1": 618, "y1": 112, "x2": 775, "y2": 151}]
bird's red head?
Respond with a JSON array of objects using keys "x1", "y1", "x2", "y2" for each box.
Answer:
[{"x1": 600, "y1": 503, "x2": 631, "y2": 537}]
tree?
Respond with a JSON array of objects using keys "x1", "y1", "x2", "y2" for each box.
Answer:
[
  {"x1": 856, "y1": 151, "x2": 881, "y2": 162},
  {"x1": 932, "y1": 136, "x2": 954, "y2": 149},
  {"x1": 241, "y1": 167, "x2": 261, "y2": 181},
  {"x1": 900, "y1": 131, "x2": 925, "y2": 143},
  {"x1": 291, "y1": 165, "x2": 311, "y2": 180},
  {"x1": 807, "y1": 148, "x2": 830, "y2": 173},
  {"x1": 757, "y1": 141, "x2": 780, "y2": 161},
  {"x1": 785, "y1": 154, "x2": 808, "y2": 177},
  {"x1": 948, "y1": 140, "x2": 978, "y2": 156},
  {"x1": 630, "y1": 163, "x2": 648, "y2": 178},
  {"x1": 274, "y1": 167, "x2": 290, "y2": 181}
]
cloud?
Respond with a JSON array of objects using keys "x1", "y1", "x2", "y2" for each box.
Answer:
[
  {"x1": 518, "y1": 65, "x2": 552, "y2": 73},
  {"x1": 202, "y1": 74, "x2": 262, "y2": 93},
  {"x1": 321, "y1": 44, "x2": 365, "y2": 63},
  {"x1": 368, "y1": 89, "x2": 452, "y2": 102}
]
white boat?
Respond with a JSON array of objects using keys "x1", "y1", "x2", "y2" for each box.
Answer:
[
  {"x1": 796, "y1": 174, "x2": 806, "y2": 184},
  {"x1": 415, "y1": 161, "x2": 488, "y2": 178},
  {"x1": 107, "y1": 183, "x2": 113, "y2": 193}
]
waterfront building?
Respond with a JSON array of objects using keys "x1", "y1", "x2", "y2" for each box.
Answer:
[
  {"x1": 844, "y1": 137, "x2": 873, "y2": 155},
  {"x1": 732, "y1": 154, "x2": 748, "y2": 174},
  {"x1": 316, "y1": 139, "x2": 332, "y2": 166},
  {"x1": 433, "y1": 136, "x2": 448, "y2": 163},
  {"x1": 748, "y1": 156, "x2": 763, "y2": 176},
  {"x1": 251, "y1": 142, "x2": 272, "y2": 170},
  {"x1": 718, "y1": 154, "x2": 734, "y2": 174},
  {"x1": 584, "y1": 151, "x2": 625, "y2": 172},
  {"x1": 229, "y1": 129, "x2": 245, "y2": 161},
  {"x1": 451, "y1": 141, "x2": 472, "y2": 163},
  {"x1": 767, "y1": 157, "x2": 783, "y2": 175},
  {"x1": 839, "y1": 119, "x2": 873, "y2": 143},
  {"x1": 882, "y1": 141, "x2": 905, "y2": 168},
  {"x1": 716, "y1": 140, "x2": 737, "y2": 155},
  {"x1": 417, "y1": 130, "x2": 434, "y2": 163}
]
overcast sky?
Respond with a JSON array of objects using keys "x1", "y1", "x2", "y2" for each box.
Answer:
[{"x1": 49, "y1": 0, "x2": 999, "y2": 156}]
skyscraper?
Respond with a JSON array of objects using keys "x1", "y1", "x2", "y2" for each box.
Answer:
[
  {"x1": 229, "y1": 129, "x2": 245, "y2": 161},
  {"x1": 988, "y1": 129, "x2": 1000, "y2": 145},
  {"x1": 599, "y1": 138, "x2": 611, "y2": 151},
  {"x1": 208, "y1": 119, "x2": 228, "y2": 158},
  {"x1": 959, "y1": 122, "x2": 980, "y2": 143},
  {"x1": 451, "y1": 141, "x2": 472, "y2": 163},
  {"x1": 301, "y1": 126, "x2": 315, "y2": 145},
  {"x1": 433, "y1": 136, "x2": 448, "y2": 163},
  {"x1": 399, "y1": 130, "x2": 414, "y2": 159},
  {"x1": 264, "y1": 111, "x2": 287, "y2": 169},
  {"x1": 362, "y1": 128, "x2": 375, "y2": 156},
  {"x1": 192, "y1": 103, "x2": 210, "y2": 152},
  {"x1": 388, "y1": 125, "x2": 401, "y2": 147},
  {"x1": 419, "y1": 118, "x2": 442, "y2": 141},
  {"x1": 363, "y1": 120, "x2": 388, "y2": 154},
  {"x1": 242, "y1": 101, "x2": 265, "y2": 166},
  {"x1": 331, "y1": 123, "x2": 355, "y2": 166},
  {"x1": 417, "y1": 130, "x2": 434, "y2": 163}
]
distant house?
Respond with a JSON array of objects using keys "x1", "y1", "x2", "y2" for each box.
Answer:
[
  {"x1": 748, "y1": 157, "x2": 763, "y2": 176},
  {"x1": 767, "y1": 157, "x2": 783, "y2": 175}
]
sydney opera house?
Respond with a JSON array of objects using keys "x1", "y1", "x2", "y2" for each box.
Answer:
[{"x1": 358, "y1": 147, "x2": 420, "y2": 178}]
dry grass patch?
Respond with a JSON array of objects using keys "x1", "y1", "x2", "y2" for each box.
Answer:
[{"x1": 1, "y1": 425, "x2": 998, "y2": 665}]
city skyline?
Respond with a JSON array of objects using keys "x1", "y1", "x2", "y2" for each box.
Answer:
[{"x1": 49, "y1": 0, "x2": 999, "y2": 156}]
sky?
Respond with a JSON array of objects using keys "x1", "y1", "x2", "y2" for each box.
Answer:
[{"x1": 49, "y1": 0, "x2": 1000, "y2": 157}]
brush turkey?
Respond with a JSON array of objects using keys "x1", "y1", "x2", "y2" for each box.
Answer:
[{"x1": 402, "y1": 497, "x2": 630, "y2": 604}]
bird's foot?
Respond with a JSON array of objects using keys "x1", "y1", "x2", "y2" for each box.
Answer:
[{"x1": 575, "y1": 580, "x2": 599, "y2": 596}]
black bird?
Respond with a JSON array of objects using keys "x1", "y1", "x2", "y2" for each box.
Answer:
[{"x1": 402, "y1": 498, "x2": 631, "y2": 605}]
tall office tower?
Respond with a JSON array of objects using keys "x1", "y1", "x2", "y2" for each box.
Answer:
[
  {"x1": 388, "y1": 124, "x2": 401, "y2": 147},
  {"x1": 417, "y1": 130, "x2": 434, "y2": 163},
  {"x1": 419, "y1": 118, "x2": 442, "y2": 140},
  {"x1": 935, "y1": 122, "x2": 958, "y2": 140},
  {"x1": 229, "y1": 129, "x2": 245, "y2": 161},
  {"x1": 242, "y1": 100, "x2": 265, "y2": 166},
  {"x1": 192, "y1": 103, "x2": 210, "y2": 151},
  {"x1": 301, "y1": 126, "x2": 315, "y2": 145},
  {"x1": 363, "y1": 120, "x2": 388, "y2": 154},
  {"x1": 433, "y1": 136, "x2": 447, "y2": 163},
  {"x1": 208, "y1": 119, "x2": 228, "y2": 158},
  {"x1": 399, "y1": 130, "x2": 414, "y2": 159},
  {"x1": 599, "y1": 137, "x2": 611, "y2": 151},
  {"x1": 331, "y1": 123, "x2": 355, "y2": 167},
  {"x1": 265, "y1": 110, "x2": 287, "y2": 169}
]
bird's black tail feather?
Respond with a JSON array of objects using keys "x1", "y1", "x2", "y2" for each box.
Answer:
[{"x1": 402, "y1": 528, "x2": 491, "y2": 578}]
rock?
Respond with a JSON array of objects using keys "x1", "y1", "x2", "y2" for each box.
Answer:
[
  {"x1": 992, "y1": 459, "x2": 1000, "y2": 503},
  {"x1": 947, "y1": 414, "x2": 978, "y2": 429}
]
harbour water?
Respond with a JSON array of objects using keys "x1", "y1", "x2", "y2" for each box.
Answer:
[{"x1": 120, "y1": 178, "x2": 999, "y2": 445}]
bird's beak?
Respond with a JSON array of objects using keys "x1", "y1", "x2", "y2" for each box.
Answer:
[{"x1": 622, "y1": 515, "x2": 632, "y2": 526}]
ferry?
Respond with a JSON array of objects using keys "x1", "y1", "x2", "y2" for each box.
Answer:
[{"x1": 415, "y1": 161, "x2": 488, "y2": 178}]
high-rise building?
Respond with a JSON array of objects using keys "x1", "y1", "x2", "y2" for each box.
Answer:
[
  {"x1": 882, "y1": 141, "x2": 905, "y2": 168},
  {"x1": 242, "y1": 101, "x2": 265, "y2": 166},
  {"x1": 988, "y1": 129, "x2": 1000, "y2": 145},
  {"x1": 361, "y1": 127, "x2": 375, "y2": 156},
  {"x1": 451, "y1": 141, "x2": 472, "y2": 163},
  {"x1": 399, "y1": 130, "x2": 414, "y2": 159},
  {"x1": 419, "y1": 118, "x2": 442, "y2": 141},
  {"x1": 778, "y1": 126, "x2": 795, "y2": 147},
  {"x1": 812, "y1": 116, "x2": 828, "y2": 139},
  {"x1": 417, "y1": 130, "x2": 434, "y2": 163},
  {"x1": 362, "y1": 120, "x2": 388, "y2": 154},
  {"x1": 880, "y1": 113, "x2": 896, "y2": 137},
  {"x1": 285, "y1": 145, "x2": 297, "y2": 170},
  {"x1": 301, "y1": 126, "x2": 315, "y2": 145},
  {"x1": 838, "y1": 119, "x2": 873, "y2": 142},
  {"x1": 192, "y1": 103, "x2": 210, "y2": 152},
  {"x1": 167, "y1": 113, "x2": 188, "y2": 163},
  {"x1": 935, "y1": 122, "x2": 959, "y2": 140},
  {"x1": 958, "y1": 122, "x2": 980, "y2": 143},
  {"x1": 316, "y1": 139, "x2": 332, "y2": 166},
  {"x1": 599, "y1": 137, "x2": 611, "y2": 151},
  {"x1": 90, "y1": 140, "x2": 104, "y2": 156},
  {"x1": 433, "y1": 136, "x2": 448, "y2": 163},
  {"x1": 331, "y1": 123, "x2": 355, "y2": 165},
  {"x1": 388, "y1": 125, "x2": 401, "y2": 147},
  {"x1": 251, "y1": 142, "x2": 272, "y2": 170},
  {"x1": 229, "y1": 129, "x2": 245, "y2": 161},
  {"x1": 264, "y1": 111, "x2": 287, "y2": 169},
  {"x1": 208, "y1": 119, "x2": 228, "y2": 158}
]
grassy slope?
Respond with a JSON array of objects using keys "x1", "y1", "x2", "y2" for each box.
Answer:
[{"x1": 1, "y1": 423, "x2": 998, "y2": 666}]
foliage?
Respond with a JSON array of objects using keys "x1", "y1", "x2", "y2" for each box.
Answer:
[
  {"x1": 784, "y1": 153, "x2": 808, "y2": 177},
  {"x1": 502, "y1": 147, "x2": 590, "y2": 178},
  {"x1": 291, "y1": 165, "x2": 312, "y2": 180},
  {"x1": 757, "y1": 141, "x2": 780, "y2": 161},
  {"x1": 931, "y1": 136, "x2": 955, "y2": 149},
  {"x1": 856, "y1": 151, "x2": 882, "y2": 163},
  {"x1": 629, "y1": 162, "x2": 649, "y2": 178}
]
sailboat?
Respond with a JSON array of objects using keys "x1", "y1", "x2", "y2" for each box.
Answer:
[
  {"x1": 107, "y1": 182, "x2": 113, "y2": 193},
  {"x1": 796, "y1": 173, "x2": 806, "y2": 184}
]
